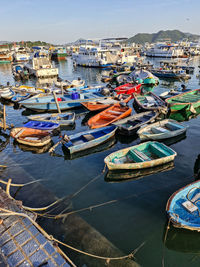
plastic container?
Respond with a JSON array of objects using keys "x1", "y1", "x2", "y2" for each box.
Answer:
[{"x1": 71, "y1": 92, "x2": 79, "y2": 100}]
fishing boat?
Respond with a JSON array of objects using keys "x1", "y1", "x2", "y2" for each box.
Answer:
[
  {"x1": 20, "y1": 92, "x2": 107, "y2": 112},
  {"x1": 66, "y1": 85, "x2": 104, "y2": 94},
  {"x1": 113, "y1": 110, "x2": 158, "y2": 135},
  {"x1": 23, "y1": 121, "x2": 60, "y2": 131},
  {"x1": 166, "y1": 180, "x2": 200, "y2": 231},
  {"x1": 81, "y1": 94, "x2": 131, "y2": 112},
  {"x1": 137, "y1": 119, "x2": 187, "y2": 141},
  {"x1": 166, "y1": 89, "x2": 200, "y2": 113},
  {"x1": 104, "y1": 141, "x2": 177, "y2": 170},
  {"x1": 27, "y1": 112, "x2": 75, "y2": 126},
  {"x1": 114, "y1": 83, "x2": 142, "y2": 96},
  {"x1": 62, "y1": 125, "x2": 117, "y2": 154},
  {"x1": 10, "y1": 127, "x2": 51, "y2": 147},
  {"x1": 88, "y1": 103, "x2": 132, "y2": 129},
  {"x1": 151, "y1": 68, "x2": 190, "y2": 80},
  {"x1": 133, "y1": 92, "x2": 167, "y2": 113}
]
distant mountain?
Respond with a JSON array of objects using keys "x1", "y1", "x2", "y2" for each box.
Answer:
[{"x1": 126, "y1": 30, "x2": 200, "y2": 44}]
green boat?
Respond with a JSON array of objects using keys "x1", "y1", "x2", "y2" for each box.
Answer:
[
  {"x1": 166, "y1": 89, "x2": 200, "y2": 113},
  {"x1": 104, "y1": 141, "x2": 177, "y2": 170}
]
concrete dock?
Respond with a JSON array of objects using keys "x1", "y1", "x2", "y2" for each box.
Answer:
[{"x1": 0, "y1": 187, "x2": 71, "y2": 267}]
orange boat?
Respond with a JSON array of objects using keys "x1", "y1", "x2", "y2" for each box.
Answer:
[
  {"x1": 82, "y1": 94, "x2": 132, "y2": 112},
  {"x1": 88, "y1": 103, "x2": 132, "y2": 129},
  {"x1": 10, "y1": 127, "x2": 51, "y2": 147}
]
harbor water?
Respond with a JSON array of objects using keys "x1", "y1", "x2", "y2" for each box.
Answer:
[{"x1": 1, "y1": 57, "x2": 200, "y2": 266}]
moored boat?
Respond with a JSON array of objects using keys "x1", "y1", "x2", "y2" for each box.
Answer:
[
  {"x1": 114, "y1": 83, "x2": 142, "y2": 96},
  {"x1": 10, "y1": 127, "x2": 51, "y2": 147},
  {"x1": 133, "y1": 92, "x2": 167, "y2": 113},
  {"x1": 23, "y1": 121, "x2": 60, "y2": 131},
  {"x1": 113, "y1": 110, "x2": 158, "y2": 135},
  {"x1": 166, "y1": 180, "x2": 200, "y2": 231},
  {"x1": 137, "y1": 119, "x2": 187, "y2": 141},
  {"x1": 62, "y1": 125, "x2": 117, "y2": 154},
  {"x1": 166, "y1": 89, "x2": 200, "y2": 113},
  {"x1": 27, "y1": 112, "x2": 75, "y2": 126},
  {"x1": 20, "y1": 92, "x2": 107, "y2": 112},
  {"x1": 104, "y1": 141, "x2": 177, "y2": 170},
  {"x1": 88, "y1": 103, "x2": 132, "y2": 129},
  {"x1": 81, "y1": 94, "x2": 131, "y2": 112}
]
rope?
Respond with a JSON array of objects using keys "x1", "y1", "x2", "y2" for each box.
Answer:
[
  {"x1": 5, "y1": 178, "x2": 68, "y2": 212},
  {"x1": 0, "y1": 165, "x2": 7, "y2": 168},
  {"x1": 162, "y1": 218, "x2": 171, "y2": 267},
  {"x1": 0, "y1": 208, "x2": 143, "y2": 264},
  {"x1": 0, "y1": 179, "x2": 46, "y2": 187}
]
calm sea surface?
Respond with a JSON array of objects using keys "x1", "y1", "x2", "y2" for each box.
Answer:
[{"x1": 1, "y1": 57, "x2": 200, "y2": 266}]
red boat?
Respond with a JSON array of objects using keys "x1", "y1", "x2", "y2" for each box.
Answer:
[{"x1": 114, "y1": 83, "x2": 142, "y2": 97}]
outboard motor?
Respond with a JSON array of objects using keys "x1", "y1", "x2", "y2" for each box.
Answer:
[{"x1": 100, "y1": 87, "x2": 110, "y2": 96}]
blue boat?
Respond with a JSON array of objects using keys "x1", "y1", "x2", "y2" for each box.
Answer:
[
  {"x1": 24, "y1": 120, "x2": 60, "y2": 131},
  {"x1": 20, "y1": 92, "x2": 107, "y2": 112},
  {"x1": 166, "y1": 180, "x2": 200, "y2": 231},
  {"x1": 62, "y1": 125, "x2": 117, "y2": 153}
]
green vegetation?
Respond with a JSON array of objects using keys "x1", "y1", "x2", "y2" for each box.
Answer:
[
  {"x1": 2, "y1": 41, "x2": 53, "y2": 48},
  {"x1": 126, "y1": 30, "x2": 200, "y2": 44}
]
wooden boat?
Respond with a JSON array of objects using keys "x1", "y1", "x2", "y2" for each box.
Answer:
[
  {"x1": 104, "y1": 141, "x2": 177, "y2": 170},
  {"x1": 10, "y1": 127, "x2": 51, "y2": 147},
  {"x1": 66, "y1": 85, "x2": 104, "y2": 94},
  {"x1": 137, "y1": 119, "x2": 187, "y2": 141},
  {"x1": 88, "y1": 103, "x2": 132, "y2": 129},
  {"x1": 113, "y1": 110, "x2": 158, "y2": 136},
  {"x1": 166, "y1": 180, "x2": 200, "y2": 231},
  {"x1": 151, "y1": 69, "x2": 190, "y2": 80},
  {"x1": 114, "y1": 83, "x2": 141, "y2": 96},
  {"x1": 133, "y1": 92, "x2": 167, "y2": 112},
  {"x1": 23, "y1": 121, "x2": 60, "y2": 131},
  {"x1": 20, "y1": 92, "x2": 107, "y2": 112},
  {"x1": 81, "y1": 94, "x2": 131, "y2": 112},
  {"x1": 27, "y1": 112, "x2": 75, "y2": 126},
  {"x1": 159, "y1": 88, "x2": 191, "y2": 100},
  {"x1": 166, "y1": 89, "x2": 200, "y2": 113},
  {"x1": 62, "y1": 125, "x2": 117, "y2": 154}
]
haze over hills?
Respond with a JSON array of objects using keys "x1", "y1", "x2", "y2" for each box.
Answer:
[{"x1": 126, "y1": 30, "x2": 200, "y2": 44}]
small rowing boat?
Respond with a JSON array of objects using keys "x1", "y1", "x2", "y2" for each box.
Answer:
[
  {"x1": 10, "y1": 127, "x2": 51, "y2": 147},
  {"x1": 27, "y1": 112, "x2": 75, "y2": 126},
  {"x1": 81, "y1": 94, "x2": 131, "y2": 112},
  {"x1": 88, "y1": 103, "x2": 132, "y2": 129},
  {"x1": 133, "y1": 92, "x2": 167, "y2": 112},
  {"x1": 104, "y1": 141, "x2": 177, "y2": 170},
  {"x1": 166, "y1": 180, "x2": 200, "y2": 231},
  {"x1": 166, "y1": 89, "x2": 200, "y2": 113},
  {"x1": 137, "y1": 119, "x2": 187, "y2": 141},
  {"x1": 62, "y1": 125, "x2": 117, "y2": 154},
  {"x1": 113, "y1": 110, "x2": 158, "y2": 135},
  {"x1": 23, "y1": 121, "x2": 60, "y2": 131},
  {"x1": 114, "y1": 83, "x2": 141, "y2": 96}
]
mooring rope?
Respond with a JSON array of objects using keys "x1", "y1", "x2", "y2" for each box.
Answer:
[{"x1": 162, "y1": 218, "x2": 171, "y2": 267}]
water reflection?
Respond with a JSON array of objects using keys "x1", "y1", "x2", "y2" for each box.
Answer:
[
  {"x1": 13, "y1": 140, "x2": 53, "y2": 154},
  {"x1": 164, "y1": 224, "x2": 200, "y2": 254},
  {"x1": 105, "y1": 161, "x2": 174, "y2": 182},
  {"x1": 0, "y1": 132, "x2": 10, "y2": 152}
]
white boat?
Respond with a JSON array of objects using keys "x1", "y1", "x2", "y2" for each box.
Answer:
[
  {"x1": 137, "y1": 119, "x2": 187, "y2": 141},
  {"x1": 72, "y1": 46, "x2": 119, "y2": 68},
  {"x1": 25, "y1": 51, "x2": 58, "y2": 78},
  {"x1": 13, "y1": 47, "x2": 31, "y2": 62},
  {"x1": 146, "y1": 43, "x2": 184, "y2": 58}
]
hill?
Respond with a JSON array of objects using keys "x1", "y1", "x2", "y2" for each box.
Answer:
[{"x1": 127, "y1": 30, "x2": 200, "y2": 44}]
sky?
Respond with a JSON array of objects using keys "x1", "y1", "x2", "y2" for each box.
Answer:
[{"x1": 1, "y1": 0, "x2": 200, "y2": 44}]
